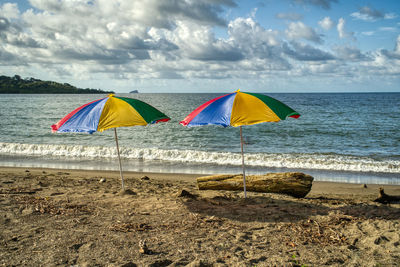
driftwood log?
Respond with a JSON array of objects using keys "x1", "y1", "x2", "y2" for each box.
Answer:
[
  {"x1": 197, "y1": 172, "x2": 313, "y2": 198},
  {"x1": 374, "y1": 188, "x2": 400, "y2": 204}
]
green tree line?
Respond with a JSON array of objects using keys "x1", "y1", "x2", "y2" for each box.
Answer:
[{"x1": 0, "y1": 75, "x2": 114, "y2": 94}]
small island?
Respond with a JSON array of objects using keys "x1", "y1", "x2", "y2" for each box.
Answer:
[
  {"x1": 0, "y1": 75, "x2": 114, "y2": 94},
  {"x1": 129, "y1": 90, "x2": 139, "y2": 93}
]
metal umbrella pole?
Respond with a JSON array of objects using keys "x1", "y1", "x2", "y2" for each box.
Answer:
[
  {"x1": 240, "y1": 126, "x2": 247, "y2": 198},
  {"x1": 114, "y1": 128, "x2": 125, "y2": 190}
]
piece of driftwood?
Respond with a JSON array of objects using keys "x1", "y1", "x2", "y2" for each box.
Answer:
[
  {"x1": 374, "y1": 188, "x2": 400, "y2": 204},
  {"x1": 197, "y1": 172, "x2": 313, "y2": 198}
]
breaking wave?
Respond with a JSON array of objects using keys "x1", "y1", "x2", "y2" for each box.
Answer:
[{"x1": 1, "y1": 142, "x2": 399, "y2": 174}]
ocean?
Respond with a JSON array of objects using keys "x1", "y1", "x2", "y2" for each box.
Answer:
[{"x1": 0, "y1": 93, "x2": 399, "y2": 184}]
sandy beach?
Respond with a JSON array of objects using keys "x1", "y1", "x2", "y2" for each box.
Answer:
[{"x1": 0, "y1": 166, "x2": 399, "y2": 266}]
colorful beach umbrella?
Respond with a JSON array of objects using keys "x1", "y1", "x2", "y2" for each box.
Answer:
[
  {"x1": 51, "y1": 94, "x2": 170, "y2": 189},
  {"x1": 180, "y1": 90, "x2": 300, "y2": 198}
]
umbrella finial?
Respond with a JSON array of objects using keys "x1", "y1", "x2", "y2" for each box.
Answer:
[
  {"x1": 108, "y1": 93, "x2": 115, "y2": 97},
  {"x1": 235, "y1": 89, "x2": 241, "y2": 93}
]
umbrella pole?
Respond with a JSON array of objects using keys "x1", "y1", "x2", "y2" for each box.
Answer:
[
  {"x1": 114, "y1": 128, "x2": 125, "y2": 190},
  {"x1": 240, "y1": 126, "x2": 247, "y2": 198}
]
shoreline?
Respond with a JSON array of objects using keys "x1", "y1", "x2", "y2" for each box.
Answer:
[
  {"x1": 1, "y1": 166, "x2": 400, "y2": 266},
  {"x1": 1, "y1": 142, "x2": 400, "y2": 186},
  {"x1": 1, "y1": 166, "x2": 400, "y2": 196}
]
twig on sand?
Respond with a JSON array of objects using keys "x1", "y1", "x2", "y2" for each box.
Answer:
[{"x1": 374, "y1": 188, "x2": 400, "y2": 204}]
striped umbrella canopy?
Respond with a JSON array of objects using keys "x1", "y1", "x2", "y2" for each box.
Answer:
[
  {"x1": 52, "y1": 94, "x2": 170, "y2": 133},
  {"x1": 180, "y1": 90, "x2": 300, "y2": 127},
  {"x1": 52, "y1": 94, "x2": 170, "y2": 189},
  {"x1": 180, "y1": 90, "x2": 300, "y2": 197}
]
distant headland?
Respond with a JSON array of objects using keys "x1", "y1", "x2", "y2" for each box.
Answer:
[
  {"x1": 0, "y1": 75, "x2": 114, "y2": 94},
  {"x1": 129, "y1": 90, "x2": 139, "y2": 93}
]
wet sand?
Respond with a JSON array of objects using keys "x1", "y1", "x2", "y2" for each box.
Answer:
[{"x1": 0, "y1": 167, "x2": 399, "y2": 266}]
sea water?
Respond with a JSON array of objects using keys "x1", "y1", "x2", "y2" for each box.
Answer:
[{"x1": 0, "y1": 93, "x2": 399, "y2": 184}]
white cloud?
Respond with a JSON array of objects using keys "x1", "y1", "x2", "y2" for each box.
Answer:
[
  {"x1": 318, "y1": 16, "x2": 334, "y2": 30},
  {"x1": 306, "y1": 61, "x2": 342, "y2": 75},
  {"x1": 276, "y1": 12, "x2": 303, "y2": 21},
  {"x1": 395, "y1": 35, "x2": 400, "y2": 54},
  {"x1": 228, "y1": 17, "x2": 281, "y2": 49},
  {"x1": 337, "y1": 18, "x2": 345, "y2": 38},
  {"x1": 351, "y1": 6, "x2": 397, "y2": 22},
  {"x1": 380, "y1": 35, "x2": 400, "y2": 60},
  {"x1": 285, "y1": 21, "x2": 322, "y2": 43},
  {"x1": 379, "y1": 27, "x2": 397, "y2": 32},
  {"x1": 384, "y1": 13, "x2": 397, "y2": 20},
  {"x1": 350, "y1": 12, "x2": 372, "y2": 21},
  {"x1": 166, "y1": 20, "x2": 243, "y2": 62},
  {"x1": 361, "y1": 31, "x2": 375, "y2": 36},
  {"x1": 283, "y1": 41, "x2": 334, "y2": 61},
  {"x1": 359, "y1": 36, "x2": 400, "y2": 78},
  {"x1": 226, "y1": 17, "x2": 291, "y2": 70},
  {"x1": 337, "y1": 18, "x2": 355, "y2": 41},
  {"x1": 363, "y1": 51, "x2": 400, "y2": 76},
  {"x1": 333, "y1": 45, "x2": 369, "y2": 61},
  {"x1": 0, "y1": 3, "x2": 20, "y2": 19},
  {"x1": 0, "y1": 16, "x2": 10, "y2": 31}
]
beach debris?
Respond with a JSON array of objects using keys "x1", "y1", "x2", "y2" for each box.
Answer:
[
  {"x1": 120, "y1": 262, "x2": 137, "y2": 267},
  {"x1": 56, "y1": 171, "x2": 70, "y2": 175},
  {"x1": 50, "y1": 192, "x2": 64, "y2": 196},
  {"x1": 374, "y1": 235, "x2": 390, "y2": 245},
  {"x1": 21, "y1": 206, "x2": 34, "y2": 215},
  {"x1": 186, "y1": 259, "x2": 210, "y2": 267},
  {"x1": 117, "y1": 189, "x2": 137, "y2": 196},
  {"x1": 281, "y1": 216, "x2": 351, "y2": 246},
  {"x1": 99, "y1": 178, "x2": 106, "y2": 183},
  {"x1": 139, "y1": 240, "x2": 150, "y2": 254},
  {"x1": 177, "y1": 189, "x2": 197, "y2": 199},
  {"x1": 109, "y1": 222, "x2": 152, "y2": 232},
  {"x1": 363, "y1": 184, "x2": 368, "y2": 188},
  {"x1": 141, "y1": 175, "x2": 150, "y2": 181},
  {"x1": 37, "y1": 181, "x2": 48, "y2": 187},
  {"x1": 70, "y1": 243, "x2": 83, "y2": 251},
  {"x1": 196, "y1": 172, "x2": 313, "y2": 198},
  {"x1": 13, "y1": 195, "x2": 91, "y2": 215},
  {"x1": 374, "y1": 188, "x2": 400, "y2": 204},
  {"x1": 149, "y1": 260, "x2": 173, "y2": 266},
  {"x1": 0, "y1": 187, "x2": 41, "y2": 195}
]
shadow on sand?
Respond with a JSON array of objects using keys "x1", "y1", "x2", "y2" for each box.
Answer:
[{"x1": 180, "y1": 192, "x2": 400, "y2": 223}]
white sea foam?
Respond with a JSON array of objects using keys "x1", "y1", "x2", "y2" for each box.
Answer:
[{"x1": 1, "y1": 142, "x2": 399, "y2": 173}]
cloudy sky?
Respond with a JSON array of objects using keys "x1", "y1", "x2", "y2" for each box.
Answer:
[{"x1": 0, "y1": 0, "x2": 399, "y2": 93}]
